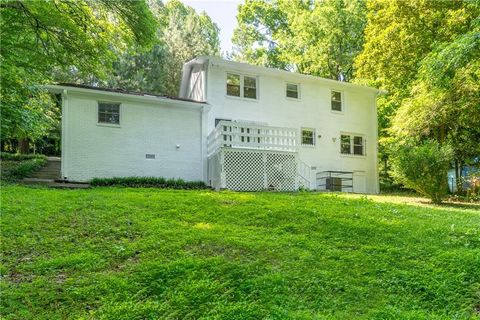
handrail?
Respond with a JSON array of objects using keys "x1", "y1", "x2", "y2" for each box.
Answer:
[{"x1": 207, "y1": 121, "x2": 299, "y2": 155}]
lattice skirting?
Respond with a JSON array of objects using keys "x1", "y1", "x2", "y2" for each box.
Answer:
[{"x1": 208, "y1": 148, "x2": 298, "y2": 191}]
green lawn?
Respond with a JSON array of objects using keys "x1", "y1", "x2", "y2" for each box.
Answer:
[{"x1": 1, "y1": 185, "x2": 479, "y2": 319}]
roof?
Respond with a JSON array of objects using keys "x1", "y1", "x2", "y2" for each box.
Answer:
[
  {"x1": 45, "y1": 83, "x2": 207, "y2": 105},
  {"x1": 186, "y1": 56, "x2": 383, "y2": 94}
]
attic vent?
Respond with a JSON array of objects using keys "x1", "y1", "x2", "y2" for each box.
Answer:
[{"x1": 145, "y1": 154, "x2": 155, "y2": 159}]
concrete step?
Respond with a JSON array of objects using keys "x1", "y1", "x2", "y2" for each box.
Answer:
[{"x1": 21, "y1": 178, "x2": 54, "y2": 185}]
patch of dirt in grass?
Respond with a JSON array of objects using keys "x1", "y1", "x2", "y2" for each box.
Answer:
[{"x1": 6, "y1": 271, "x2": 35, "y2": 284}]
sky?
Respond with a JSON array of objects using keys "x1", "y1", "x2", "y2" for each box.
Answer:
[{"x1": 180, "y1": 0, "x2": 243, "y2": 55}]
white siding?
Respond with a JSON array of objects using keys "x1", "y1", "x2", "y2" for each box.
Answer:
[{"x1": 62, "y1": 92, "x2": 203, "y2": 182}]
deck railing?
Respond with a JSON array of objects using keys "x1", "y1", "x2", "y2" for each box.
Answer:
[{"x1": 207, "y1": 121, "x2": 298, "y2": 155}]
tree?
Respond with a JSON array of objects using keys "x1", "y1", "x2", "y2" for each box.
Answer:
[
  {"x1": 391, "y1": 12, "x2": 480, "y2": 193},
  {"x1": 232, "y1": 0, "x2": 367, "y2": 81},
  {"x1": 0, "y1": 0, "x2": 156, "y2": 152},
  {"x1": 354, "y1": 0, "x2": 478, "y2": 128},
  {"x1": 106, "y1": 0, "x2": 220, "y2": 97},
  {"x1": 354, "y1": 0, "x2": 479, "y2": 191}
]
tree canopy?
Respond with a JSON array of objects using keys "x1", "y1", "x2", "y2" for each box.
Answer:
[
  {"x1": 232, "y1": 0, "x2": 366, "y2": 81},
  {"x1": 1, "y1": 0, "x2": 156, "y2": 145},
  {"x1": 105, "y1": 0, "x2": 220, "y2": 97}
]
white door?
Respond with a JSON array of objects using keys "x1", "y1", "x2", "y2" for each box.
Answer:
[{"x1": 353, "y1": 172, "x2": 366, "y2": 193}]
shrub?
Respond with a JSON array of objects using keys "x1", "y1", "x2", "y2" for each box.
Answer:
[
  {"x1": 391, "y1": 140, "x2": 453, "y2": 204},
  {"x1": 1, "y1": 153, "x2": 47, "y2": 181},
  {"x1": 90, "y1": 176, "x2": 208, "y2": 189},
  {"x1": 0, "y1": 153, "x2": 47, "y2": 161}
]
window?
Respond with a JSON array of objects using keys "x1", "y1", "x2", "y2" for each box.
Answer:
[
  {"x1": 98, "y1": 102, "x2": 120, "y2": 124},
  {"x1": 331, "y1": 90, "x2": 343, "y2": 111},
  {"x1": 286, "y1": 83, "x2": 299, "y2": 99},
  {"x1": 340, "y1": 135, "x2": 351, "y2": 154},
  {"x1": 340, "y1": 134, "x2": 365, "y2": 155},
  {"x1": 227, "y1": 73, "x2": 240, "y2": 97},
  {"x1": 226, "y1": 73, "x2": 258, "y2": 99},
  {"x1": 243, "y1": 76, "x2": 257, "y2": 99},
  {"x1": 353, "y1": 136, "x2": 363, "y2": 155},
  {"x1": 301, "y1": 128, "x2": 315, "y2": 145}
]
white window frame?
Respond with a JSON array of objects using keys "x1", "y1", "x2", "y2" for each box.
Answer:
[
  {"x1": 331, "y1": 90, "x2": 344, "y2": 113},
  {"x1": 340, "y1": 133, "x2": 366, "y2": 156},
  {"x1": 301, "y1": 127, "x2": 316, "y2": 146},
  {"x1": 97, "y1": 101, "x2": 121, "y2": 127},
  {"x1": 286, "y1": 82, "x2": 301, "y2": 100},
  {"x1": 225, "y1": 72, "x2": 259, "y2": 100}
]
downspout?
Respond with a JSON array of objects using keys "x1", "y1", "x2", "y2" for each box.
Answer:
[
  {"x1": 374, "y1": 90, "x2": 381, "y2": 194},
  {"x1": 61, "y1": 89, "x2": 68, "y2": 180}
]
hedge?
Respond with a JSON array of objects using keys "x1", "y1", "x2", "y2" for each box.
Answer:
[{"x1": 90, "y1": 177, "x2": 208, "y2": 189}]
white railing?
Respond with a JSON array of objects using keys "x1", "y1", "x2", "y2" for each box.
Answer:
[
  {"x1": 298, "y1": 159, "x2": 312, "y2": 189},
  {"x1": 207, "y1": 121, "x2": 298, "y2": 156}
]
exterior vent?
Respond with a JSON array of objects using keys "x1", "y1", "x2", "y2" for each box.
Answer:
[{"x1": 145, "y1": 154, "x2": 155, "y2": 159}]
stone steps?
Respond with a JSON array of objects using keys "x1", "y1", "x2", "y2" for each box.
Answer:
[{"x1": 29, "y1": 157, "x2": 61, "y2": 180}]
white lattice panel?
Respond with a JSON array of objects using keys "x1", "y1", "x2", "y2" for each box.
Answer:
[{"x1": 209, "y1": 148, "x2": 298, "y2": 191}]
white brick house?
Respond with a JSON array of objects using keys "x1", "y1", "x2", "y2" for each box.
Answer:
[{"x1": 48, "y1": 56, "x2": 382, "y2": 193}]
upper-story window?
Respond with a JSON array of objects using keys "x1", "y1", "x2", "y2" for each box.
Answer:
[
  {"x1": 331, "y1": 90, "x2": 343, "y2": 112},
  {"x1": 226, "y1": 73, "x2": 241, "y2": 97},
  {"x1": 226, "y1": 73, "x2": 258, "y2": 99},
  {"x1": 98, "y1": 102, "x2": 120, "y2": 125},
  {"x1": 243, "y1": 76, "x2": 257, "y2": 99},
  {"x1": 286, "y1": 83, "x2": 299, "y2": 99},
  {"x1": 341, "y1": 134, "x2": 365, "y2": 155}
]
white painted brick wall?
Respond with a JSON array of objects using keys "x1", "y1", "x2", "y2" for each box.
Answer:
[{"x1": 63, "y1": 92, "x2": 204, "y2": 182}]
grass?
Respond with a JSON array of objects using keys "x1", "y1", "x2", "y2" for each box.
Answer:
[{"x1": 1, "y1": 185, "x2": 479, "y2": 319}]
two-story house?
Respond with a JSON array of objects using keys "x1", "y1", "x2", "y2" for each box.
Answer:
[{"x1": 47, "y1": 56, "x2": 382, "y2": 193}]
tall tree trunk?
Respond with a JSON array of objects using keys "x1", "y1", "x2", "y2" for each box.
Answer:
[{"x1": 18, "y1": 138, "x2": 29, "y2": 154}]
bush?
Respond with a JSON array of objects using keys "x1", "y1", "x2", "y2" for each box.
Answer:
[
  {"x1": 1, "y1": 153, "x2": 47, "y2": 181},
  {"x1": 90, "y1": 177, "x2": 208, "y2": 189},
  {"x1": 391, "y1": 140, "x2": 453, "y2": 204},
  {"x1": 0, "y1": 153, "x2": 47, "y2": 161}
]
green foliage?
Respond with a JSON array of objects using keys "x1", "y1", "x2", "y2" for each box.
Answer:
[
  {"x1": 1, "y1": 186, "x2": 479, "y2": 318},
  {"x1": 391, "y1": 140, "x2": 453, "y2": 204},
  {"x1": 105, "y1": 0, "x2": 220, "y2": 96},
  {"x1": 90, "y1": 176, "x2": 207, "y2": 189},
  {"x1": 355, "y1": 0, "x2": 479, "y2": 190},
  {"x1": 0, "y1": 0, "x2": 156, "y2": 143},
  {"x1": 232, "y1": 0, "x2": 366, "y2": 81},
  {"x1": 0, "y1": 153, "x2": 47, "y2": 181}
]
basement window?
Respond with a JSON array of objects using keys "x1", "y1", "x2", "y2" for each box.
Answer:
[
  {"x1": 301, "y1": 128, "x2": 315, "y2": 146},
  {"x1": 98, "y1": 102, "x2": 120, "y2": 125}
]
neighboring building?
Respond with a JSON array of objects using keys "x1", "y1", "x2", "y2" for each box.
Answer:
[{"x1": 47, "y1": 56, "x2": 382, "y2": 193}]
